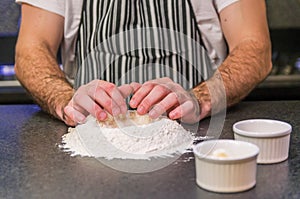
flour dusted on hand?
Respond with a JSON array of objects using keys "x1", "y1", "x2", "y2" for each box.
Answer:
[{"x1": 60, "y1": 111, "x2": 194, "y2": 160}]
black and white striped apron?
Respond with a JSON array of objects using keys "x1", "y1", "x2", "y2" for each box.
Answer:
[{"x1": 75, "y1": 0, "x2": 213, "y2": 90}]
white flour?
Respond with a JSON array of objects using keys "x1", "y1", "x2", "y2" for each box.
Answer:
[{"x1": 60, "y1": 115, "x2": 194, "y2": 160}]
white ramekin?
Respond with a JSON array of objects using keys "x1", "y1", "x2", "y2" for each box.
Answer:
[
  {"x1": 193, "y1": 139, "x2": 259, "y2": 193},
  {"x1": 233, "y1": 119, "x2": 292, "y2": 164}
]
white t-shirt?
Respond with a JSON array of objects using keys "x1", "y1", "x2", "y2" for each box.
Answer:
[{"x1": 16, "y1": 0, "x2": 238, "y2": 79}]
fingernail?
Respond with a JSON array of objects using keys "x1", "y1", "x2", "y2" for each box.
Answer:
[
  {"x1": 99, "y1": 111, "x2": 107, "y2": 121},
  {"x1": 130, "y1": 100, "x2": 137, "y2": 108},
  {"x1": 149, "y1": 109, "x2": 158, "y2": 119},
  {"x1": 77, "y1": 115, "x2": 86, "y2": 124},
  {"x1": 137, "y1": 105, "x2": 145, "y2": 114},
  {"x1": 169, "y1": 111, "x2": 176, "y2": 119}
]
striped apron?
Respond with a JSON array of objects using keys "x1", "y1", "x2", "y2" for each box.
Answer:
[{"x1": 75, "y1": 0, "x2": 213, "y2": 90}]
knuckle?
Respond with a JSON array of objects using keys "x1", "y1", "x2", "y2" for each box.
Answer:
[
  {"x1": 167, "y1": 81, "x2": 180, "y2": 89},
  {"x1": 155, "y1": 84, "x2": 168, "y2": 94},
  {"x1": 162, "y1": 77, "x2": 172, "y2": 82},
  {"x1": 105, "y1": 83, "x2": 117, "y2": 94},
  {"x1": 171, "y1": 92, "x2": 186, "y2": 104},
  {"x1": 170, "y1": 92, "x2": 179, "y2": 101},
  {"x1": 72, "y1": 92, "x2": 83, "y2": 103},
  {"x1": 85, "y1": 83, "x2": 97, "y2": 95},
  {"x1": 91, "y1": 79, "x2": 99, "y2": 84},
  {"x1": 143, "y1": 81, "x2": 155, "y2": 88},
  {"x1": 76, "y1": 85, "x2": 87, "y2": 95}
]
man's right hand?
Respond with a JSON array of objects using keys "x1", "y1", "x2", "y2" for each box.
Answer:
[{"x1": 63, "y1": 80, "x2": 133, "y2": 126}]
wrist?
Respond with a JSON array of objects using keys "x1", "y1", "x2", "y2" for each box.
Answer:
[
  {"x1": 192, "y1": 82, "x2": 212, "y2": 120},
  {"x1": 54, "y1": 89, "x2": 75, "y2": 122}
]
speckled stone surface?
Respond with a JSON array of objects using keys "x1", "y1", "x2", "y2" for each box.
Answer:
[{"x1": 0, "y1": 101, "x2": 299, "y2": 199}]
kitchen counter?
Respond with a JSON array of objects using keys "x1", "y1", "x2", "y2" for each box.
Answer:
[{"x1": 0, "y1": 101, "x2": 299, "y2": 199}]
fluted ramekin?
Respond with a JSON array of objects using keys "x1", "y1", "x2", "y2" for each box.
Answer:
[
  {"x1": 233, "y1": 119, "x2": 292, "y2": 164},
  {"x1": 193, "y1": 140, "x2": 259, "y2": 193}
]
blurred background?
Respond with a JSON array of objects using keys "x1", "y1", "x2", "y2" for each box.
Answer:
[{"x1": 0, "y1": 0, "x2": 299, "y2": 104}]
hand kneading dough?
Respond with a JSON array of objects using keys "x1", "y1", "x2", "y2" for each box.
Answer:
[{"x1": 97, "y1": 110, "x2": 155, "y2": 128}]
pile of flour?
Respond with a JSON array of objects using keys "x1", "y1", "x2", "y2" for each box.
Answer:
[{"x1": 60, "y1": 114, "x2": 194, "y2": 160}]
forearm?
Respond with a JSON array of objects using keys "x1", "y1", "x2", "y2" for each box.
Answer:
[
  {"x1": 193, "y1": 39, "x2": 272, "y2": 119},
  {"x1": 15, "y1": 43, "x2": 75, "y2": 121}
]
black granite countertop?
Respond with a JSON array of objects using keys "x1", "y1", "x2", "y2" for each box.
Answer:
[{"x1": 0, "y1": 101, "x2": 299, "y2": 199}]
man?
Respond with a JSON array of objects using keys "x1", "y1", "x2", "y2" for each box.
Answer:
[{"x1": 15, "y1": 0, "x2": 272, "y2": 126}]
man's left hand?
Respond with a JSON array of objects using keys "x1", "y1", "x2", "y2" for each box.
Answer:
[{"x1": 129, "y1": 77, "x2": 201, "y2": 124}]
